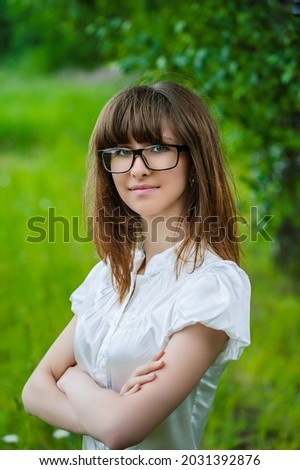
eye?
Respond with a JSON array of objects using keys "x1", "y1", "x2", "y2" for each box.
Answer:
[
  {"x1": 114, "y1": 148, "x2": 132, "y2": 157},
  {"x1": 151, "y1": 144, "x2": 169, "y2": 153}
]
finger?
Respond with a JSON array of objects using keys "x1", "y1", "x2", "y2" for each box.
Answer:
[
  {"x1": 120, "y1": 378, "x2": 141, "y2": 395},
  {"x1": 56, "y1": 379, "x2": 64, "y2": 394},
  {"x1": 120, "y1": 372, "x2": 157, "y2": 395},
  {"x1": 151, "y1": 350, "x2": 165, "y2": 361},
  {"x1": 119, "y1": 382, "x2": 130, "y2": 395},
  {"x1": 133, "y1": 359, "x2": 165, "y2": 377},
  {"x1": 130, "y1": 351, "x2": 165, "y2": 378},
  {"x1": 122, "y1": 383, "x2": 141, "y2": 397}
]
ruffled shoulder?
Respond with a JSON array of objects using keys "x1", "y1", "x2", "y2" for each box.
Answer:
[
  {"x1": 70, "y1": 260, "x2": 108, "y2": 317},
  {"x1": 170, "y1": 261, "x2": 251, "y2": 364}
]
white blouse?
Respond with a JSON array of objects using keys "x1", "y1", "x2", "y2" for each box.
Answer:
[{"x1": 70, "y1": 244, "x2": 251, "y2": 450}]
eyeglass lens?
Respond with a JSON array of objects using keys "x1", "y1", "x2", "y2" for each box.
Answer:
[{"x1": 102, "y1": 145, "x2": 179, "y2": 173}]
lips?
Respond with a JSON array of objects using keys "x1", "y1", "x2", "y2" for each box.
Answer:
[
  {"x1": 130, "y1": 185, "x2": 159, "y2": 190},
  {"x1": 129, "y1": 185, "x2": 159, "y2": 195}
]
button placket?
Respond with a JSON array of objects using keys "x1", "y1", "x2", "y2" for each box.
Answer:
[{"x1": 96, "y1": 274, "x2": 138, "y2": 387}]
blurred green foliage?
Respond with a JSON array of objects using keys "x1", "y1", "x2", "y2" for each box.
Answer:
[
  {"x1": 0, "y1": 0, "x2": 299, "y2": 451},
  {"x1": 0, "y1": 71, "x2": 299, "y2": 450},
  {"x1": 1, "y1": 0, "x2": 299, "y2": 279}
]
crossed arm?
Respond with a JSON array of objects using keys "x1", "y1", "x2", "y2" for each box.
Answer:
[{"x1": 22, "y1": 316, "x2": 227, "y2": 449}]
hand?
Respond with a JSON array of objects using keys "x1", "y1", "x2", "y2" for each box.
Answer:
[
  {"x1": 57, "y1": 364, "x2": 82, "y2": 394},
  {"x1": 120, "y1": 351, "x2": 165, "y2": 397}
]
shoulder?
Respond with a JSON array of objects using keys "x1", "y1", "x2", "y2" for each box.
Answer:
[
  {"x1": 176, "y1": 253, "x2": 250, "y2": 320},
  {"x1": 69, "y1": 259, "x2": 110, "y2": 316},
  {"x1": 182, "y1": 248, "x2": 250, "y2": 298},
  {"x1": 169, "y1": 249, "x2": 251, "y2": 362}
]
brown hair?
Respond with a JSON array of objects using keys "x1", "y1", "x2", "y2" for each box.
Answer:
[{"x1": 86, "y1": 80, "x2": 240, "y2": 301}]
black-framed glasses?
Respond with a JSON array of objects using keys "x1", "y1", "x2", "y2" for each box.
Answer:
[{"x1": 98, "y1": 144, "x2": 189, "y2": 174}]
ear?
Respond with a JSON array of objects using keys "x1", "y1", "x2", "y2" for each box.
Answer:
[{"x1": 189, "y1": 170, "x2": 196, "y2": 187}]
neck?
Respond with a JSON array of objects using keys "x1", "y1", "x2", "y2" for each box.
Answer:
[{"x1": 140, "y1": 215, "x2": 186, "y2": 264}]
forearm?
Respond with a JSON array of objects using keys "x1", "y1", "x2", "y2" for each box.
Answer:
[
  {"x1": 61, "y1": 370, "x2": 126, "y2": 447},
  {"x1": 60, "y1": 367, "x2": 175, "y2": 449},
  {"x1": 61, "y1": 324, "x2": 228, "y2": 449},
  {"x1": 22, "y1": 371, "x2": 85, "y2": 435}
]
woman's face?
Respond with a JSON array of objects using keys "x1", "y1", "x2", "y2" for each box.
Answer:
[{"x1": 112, "y1": 124, "x2": 191, "y2": 221}]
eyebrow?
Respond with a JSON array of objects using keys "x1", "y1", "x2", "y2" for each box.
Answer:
[{"x1": 118, "y1": 136, "x2": 176, "y2": 147}]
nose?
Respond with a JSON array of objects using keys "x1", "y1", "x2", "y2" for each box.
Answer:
[{"x1": 130, "y1": 153, "x2": 151, "y2": 177}]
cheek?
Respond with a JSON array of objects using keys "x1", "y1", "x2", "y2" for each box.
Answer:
[
  {"x1": 112, "y1": 175, "x2": 126, "y2": 197},
  {"x1": 176, "y1": 161, "x2": 190, "y2": 189}
]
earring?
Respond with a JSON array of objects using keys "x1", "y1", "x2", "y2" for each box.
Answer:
[{"x1": 189, "y1": 177, "x2": 195, "y2": 187}]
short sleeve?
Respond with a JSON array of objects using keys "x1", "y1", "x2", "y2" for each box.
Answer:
[
  {"x1": 69, "y1": 260, "x2": 107, "y2": 317},
  {"x1": 170, "y1": 262, "x2": 251, "y2": 364}
]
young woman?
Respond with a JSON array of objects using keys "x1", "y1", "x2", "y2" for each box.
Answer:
[{"x1": 22, "y1": 80, "x2": 251, "y2": 450}]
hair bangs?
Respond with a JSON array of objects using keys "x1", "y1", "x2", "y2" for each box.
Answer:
[{"x1": 96, "y1": 86, "x2": 173, "y2": 149}]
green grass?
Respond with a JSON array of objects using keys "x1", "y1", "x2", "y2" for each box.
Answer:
[{"x1": 0, "y1": 69, "x2": 299, "y2": 450}]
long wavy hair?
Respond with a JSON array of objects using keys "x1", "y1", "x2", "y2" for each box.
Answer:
[{"x1": 85, "y1": 80, "x2": 240, "y2": 301}]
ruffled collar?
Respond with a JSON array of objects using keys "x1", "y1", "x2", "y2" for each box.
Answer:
[
  {"x1": 132, "y1": 243, "x2": 180, "y2": 275},
  {"x1": 132, "y1": 242, "x2": 219, "y2": 276}
]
